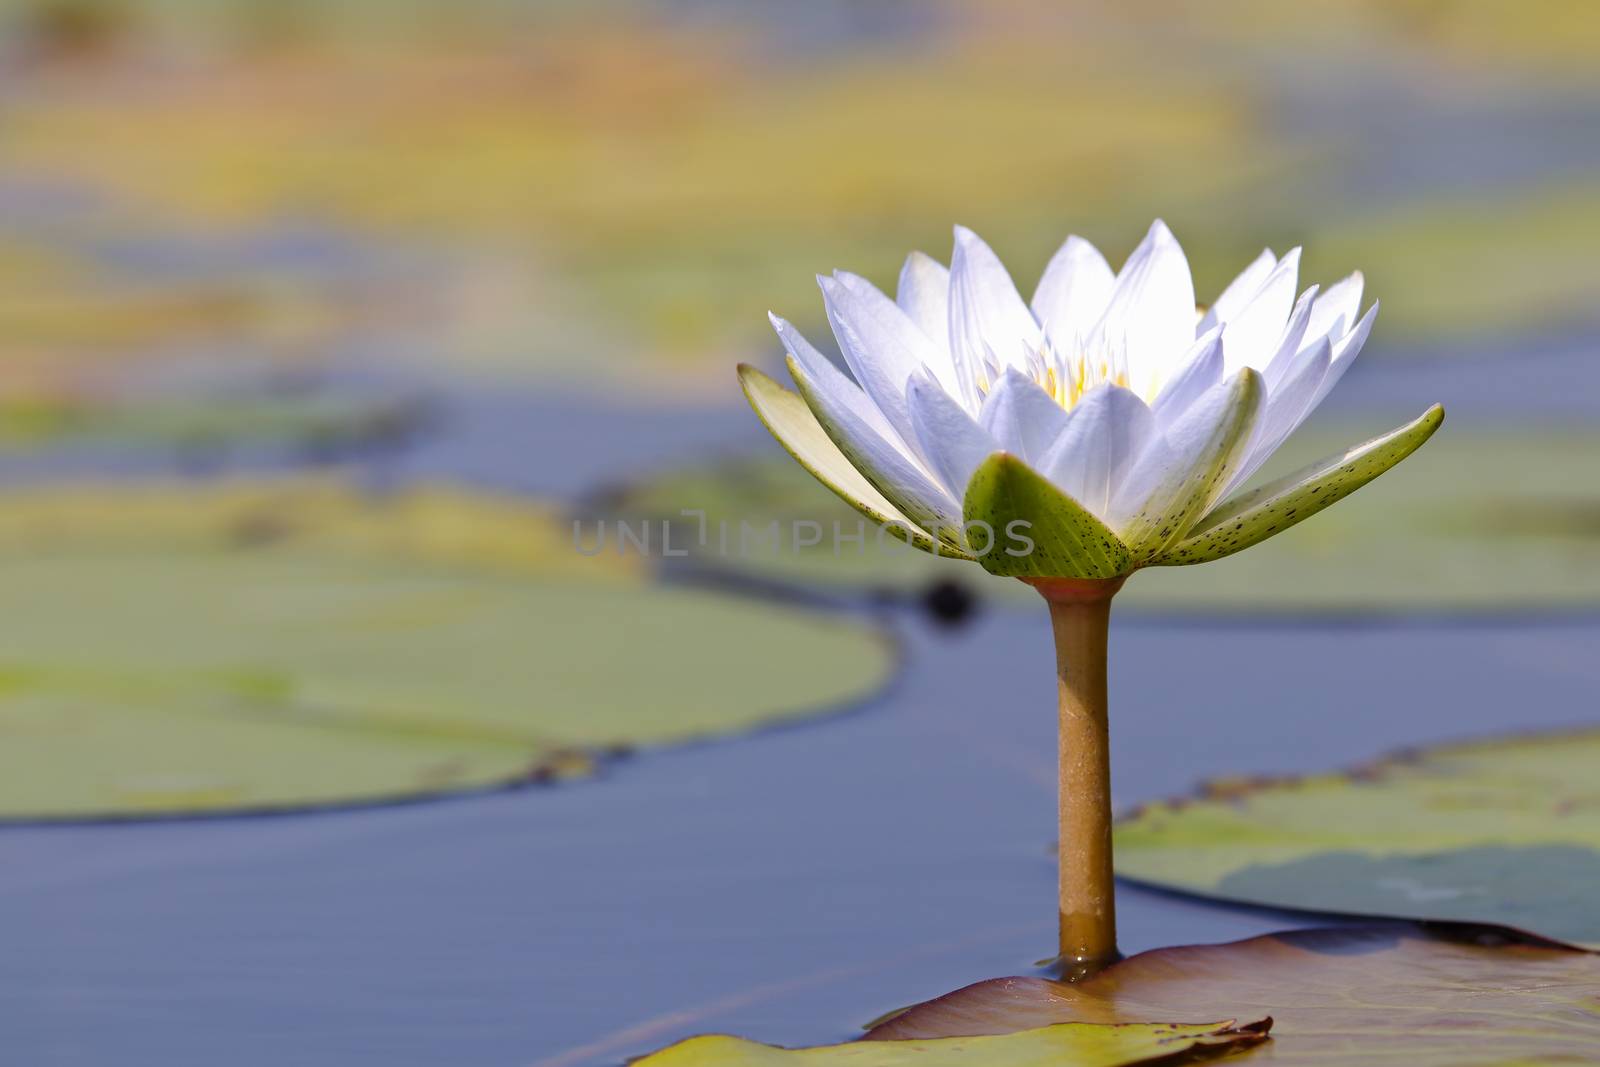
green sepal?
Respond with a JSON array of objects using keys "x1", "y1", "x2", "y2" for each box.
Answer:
[
  {"x1": 1152, "y1": 403, "x2": 1445, "y2": 567},
  {"x1": 1120, "y1": 368, "x2": 1262, "y2": 563},
  {"x1": 737, "y1": 364, "x2": 971, "y2": 559},
  {"x1": 961, "y1": 452, "x2": 1131, "y2": 578}
]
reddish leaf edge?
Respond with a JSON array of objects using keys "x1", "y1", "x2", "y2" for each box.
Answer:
[{"x1": 863, "y1": 921, "x2": 1597, "y2": 1042}]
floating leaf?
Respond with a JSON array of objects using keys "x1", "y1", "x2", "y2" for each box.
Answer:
[
  {"x1": 612, "y1": 430, "x2": 1600, "y2": 611},
  {"x1": 1115, "y1": 729, "x2": 1600, "y2": 947},
  {"x1": 868, "y1": 922, "x2": 1600, "y2": 1064},
  {"x1": 0, "y1": 389, "x2": 427, "y2": 454},
  {"x1": 0, "y1": 482, "x2": 894, "y2": 819},
  {"x1": 637, "y1": 1018, "x2": 1269, "y2": 1066}
]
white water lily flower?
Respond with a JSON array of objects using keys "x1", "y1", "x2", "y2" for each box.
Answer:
[{"x1": 739, "y1": 220, "x2": 1443, "y2": 580}]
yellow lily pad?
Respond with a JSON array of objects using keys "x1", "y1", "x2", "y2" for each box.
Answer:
[
  {"x1": 0, "y1": 481, "x2": 894, "y2": 819},
  {"x1": 636, "y1": 1019, "x2": 1269, "y2": 1066}
]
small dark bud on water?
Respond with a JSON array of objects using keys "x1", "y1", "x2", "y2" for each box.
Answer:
[{"x1": 922, "y1": 579, "x2": 977, "y2": 627}]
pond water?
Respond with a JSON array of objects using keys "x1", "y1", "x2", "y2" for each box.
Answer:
[
  {"x1": 3, "y1": 601, "x2": 1596, "y2": 1067},
  {"x1": 5, "y1": 323, "x2": 1592, "y2": 504},
  {"x1": 0, "y1": 12, "x2": 1595, "y2": 1060},
  {"x1": 0, "y1": 299, "x2": 1594, "y2": 1066}
]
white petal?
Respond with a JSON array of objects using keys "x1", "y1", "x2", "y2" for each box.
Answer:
[
  {"x1": 949, "y1": 225, "x2": 1044, "y2": 405},
  {"x1": 1091, "y1": 219, "x2": 1196, "y2": 399},
  {"x1": 770, "y1": 313, "x2": 903, "y2": 445},
  {"x1": 1224, "y1": 302, "x2": 1377, "y2": 495},
  {"x1": 1307, "y1": 300, "x2": 1378, "y2": 411},
  {"x1": 897, "y1": 251, "x2": 952, "y2": 355},
  {"x1": 819, "y1": 272, "x2": 957, "y2": 449},
  {"x1": 1304, "y1": 271, "x2": 1364, "y2": 348},
  {"x1": 1203, "y1": 249, "x2": 1270, "y2": 325},
  {"x1": 1198, "y1": 248, "x2": 1277, "y2": 333},
  {"x1": 1108, "y1": 370, "x2": 1261, "y2": 553},
  {"x1": 1038, "y1": 383, "x2": 1156, "y2": 520},
  {"x1": 1152, "y1": 325, "x2": 1223, "y2": 423},
  {"x1": 906, "y1": 374, "x2": 999, "y2": 499},
  {"x1": 783, "y1": 345, "x2": 966, "y2": 544},
  {"x1": 1259, "y1": 284, "x2": 1319, "y2": 390},
  {"x1": 738, "y1": 363, "x2": 949, "y2": 556},
  {"x1": 1031, "y1": 235, "x2": 1114, "y2": 350},
  {"x1": 978, "y1": 367, "x2": 1071, "y2": 461},
  {"x1": 1220, "y1": 248, "x2": 1300, "y2": 375},
  {"x1": 1228, "y1": 337, "x2": 1333, "y2": 492}
]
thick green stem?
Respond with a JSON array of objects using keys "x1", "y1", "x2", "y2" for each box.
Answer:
[{"x1": 1031, "y1": 576, "x2": 1122, "y2": 974}]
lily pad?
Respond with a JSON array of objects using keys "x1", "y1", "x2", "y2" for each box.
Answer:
[
  {"x1": 0, "y1": 482, "x2": 894, "y2": 819},
  {"x1": 605, "y1": 429, "x2": 1600, "y2": 611},
  {"x1": 0, "y1": 390, "x2": 431, "y2": 458},
  {"x1": 1115, "y1": 730, "x2": 1600, "y2": 947},
  {"x1": 637, "y1": 1019, "x2": 1269, "y2": 1066},
  {"x1": 868, "y1": 922, "x2": 1600, "y2": 1065}
]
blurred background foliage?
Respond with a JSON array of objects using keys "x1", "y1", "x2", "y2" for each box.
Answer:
[
  {"x1": 0, "y1": 0, "x2": 1598, "y2": 815},
  {"x1": 1, "y1": 0, "x2": 1597, "y2": 412},
  {"x1": 2, "y1": 4, "x2": 1600, "y2": 1060}
]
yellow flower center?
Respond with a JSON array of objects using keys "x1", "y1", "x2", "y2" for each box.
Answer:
[{"x1": 974, "y1": 335, "x2": 1134, "y2": 411}]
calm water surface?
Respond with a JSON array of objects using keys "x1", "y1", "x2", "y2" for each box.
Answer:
[
  {"x1": 0, "y1": 304, "x2": 1594, "y2": 1065},
  {"x1": 3, "y1": 605, "x2": 1596, "y2": 1067}
]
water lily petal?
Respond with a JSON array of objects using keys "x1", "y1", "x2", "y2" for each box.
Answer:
[
  {"x1": 1227, "y1": 337, "x2": 1333, "y2": 493},
  {"x1": 962, "y1": 453, "x2": 1131, "y2": 579},
  {"x1": 819, "y1": 271, "x2": 959, "y2": 451},
  {"x1": 1108, "y1": 369, "x2": 1262, "y2": 561},
  {"x1": 1307, "y1": 301, "x2": 1378, "y2": 411},
  {"x1": 908, "y1": 374, "x2": 1001, "y2": 500},
  {"x1": 1198, "y1": 247, "x2": 1275, "y2": 333},
  {"x1": 1151, "y1": 326, "x2": 1223, "y2": 423},
  {"x1": 737, "y1": 364, "x2": 960, "y2": 557},
  {"x1": 770, "y1": 313, "x2": 902, "y2": 444},
  {"x1": 1038, "y1": 383, "x2": 1156, "y2": 520},
  {"x1": 1221, "y1": 248, "x2": 1300, "y2": 375},
  {"x1": 1092, "y1": 219, "x2": 1196, "y2": 399},
  {"x1": 784, "y1": 351, "x2": 968, "y2": 551},
  {"x1": 978, "y1": 367, "x2": 1071, "y2": 462},
  {"x1": 1031, "y1": 235, "x2": 1114, "y2": 352},
  {"x1": 949, "y1": 226, "x2": 1044, "y2": 407},
  {"x1": 1153, "y1": 404, "x2": 1445, "y2": 566},
  {"x1": 1304, "y1": 271, "x2": 1365, "y2": 349},
  {"x1": 897, "y1": 251, "x2": 952, "y2": 356},
  {"x1": 1259, "y1": 284, "x2": 1319, "y2": 390}
]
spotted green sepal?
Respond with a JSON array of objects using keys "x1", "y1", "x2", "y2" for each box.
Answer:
[
  {"x1": 781, "y1": 357, "x2": 975, "y2": 559},
  {"x1": 962, "y1": 452, "x2": 1131, "y2": 578},
  {"x1": 737, "y1": 365, "x2": 971, "y2": 559},
  {"x1": 1152, "y1": 403, "x2": 1445, "y2": 567},
  {"x1": 1119, "y1": 368, "x2": 1262, "y2": 564}
]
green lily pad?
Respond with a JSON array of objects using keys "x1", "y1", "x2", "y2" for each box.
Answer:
[
  {"x1": 867, "y1": 922, "x2": 1600, "y2": 1065},
  {"x1": 636, "y1": 1019, "x2": 1269, "y2": 1066},
  {"x1": 605, "y1": 429, "x2": 1600, "y2": 611},
  {"x1": 0, "y1": 482, "x2": 893, "y2": 819},
  {"x1": 0, "y1": 391, "x2": 428, "y2": 454},
  {"x1": 1115, "y1": 729, "x2": 1600, "y2": 947}
]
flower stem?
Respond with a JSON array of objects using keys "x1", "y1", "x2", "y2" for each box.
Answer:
[{"x1": 1031, "y1": 577, "x2": 1123, "y2": 975}]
